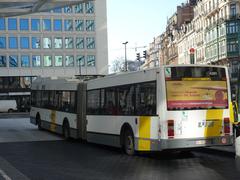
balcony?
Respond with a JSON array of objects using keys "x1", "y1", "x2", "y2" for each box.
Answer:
[
  {"x1": 205, "y1": 4, "x2": 220, "y2": 18},
  {"x1": 227, "y1": 14, "x2": 240, "y2": 21}
]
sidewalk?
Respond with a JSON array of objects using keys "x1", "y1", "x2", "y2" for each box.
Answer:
[{"x1": 0, "y1": 112, "x2": 29, "y2": 119}]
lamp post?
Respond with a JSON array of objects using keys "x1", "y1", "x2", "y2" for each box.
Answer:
[{"x1": 122, "y1": 41, "x2": 128, "y2": 71}]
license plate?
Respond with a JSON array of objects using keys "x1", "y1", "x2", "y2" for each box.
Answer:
[
  {"x1": 196, "y1": 140, "x2": 206, "y2": 145},
  {"x1": 198, "y1": 121, "x2": 214, "y2": 128}
]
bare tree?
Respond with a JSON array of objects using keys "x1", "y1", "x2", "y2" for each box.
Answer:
[{"x1": 110, "y1": 57, "x2": 125, "y2": 73}]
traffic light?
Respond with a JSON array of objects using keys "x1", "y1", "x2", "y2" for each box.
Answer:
[
  {"x1": 143, "y1": 50, "x2": 147, "y2": 59},
  {"x1": 136, "y1": 53, "x2": 140, "y2": 60}
]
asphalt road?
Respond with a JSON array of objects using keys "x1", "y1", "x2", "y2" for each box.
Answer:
[{"x1": 0, "y1": 117, "x2": 240, "y2": 180}]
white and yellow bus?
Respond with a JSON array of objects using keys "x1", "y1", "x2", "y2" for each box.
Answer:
[
  {"x1": 30, "y1": 77, "x2": 87, "y2": 139},
  {"x1": 30, "y1": 65, "x2": 234, "y2": 155}
]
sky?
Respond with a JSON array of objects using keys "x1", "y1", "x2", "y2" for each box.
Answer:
[{"x1": 107, "y1": 0, "x2": 185, "y2": 67}]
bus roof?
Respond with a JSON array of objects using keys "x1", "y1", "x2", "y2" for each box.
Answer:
[
  {"x1": 87, "y1": 65, "x2": 227, "y2": 90},
  {"x1": 31, "y1": 77, "x2": 84, "y2": 91}
]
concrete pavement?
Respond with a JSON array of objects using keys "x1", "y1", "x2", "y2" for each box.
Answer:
[{"x1": 0, "y1": 117, "x2": 63, "y2": 143}]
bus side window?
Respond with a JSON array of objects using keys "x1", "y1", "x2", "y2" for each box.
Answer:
[
  {"x1": 105, "y1": 88, "x2": 116, "y2": 115},
  {"x1": 42, "y1": 91, "x2": 49, "y2": 108},
  {"x1": 62, "y1": 91, "x2": 71, "y2": 112},
  {"x1": 117, "y1": 85, "x2": 135, "y2": 115},
  {"x1": 135, "y1": 82, "x2": 156, "y2": 116},
  {"x1": 87, "y1": 89, "x2": 100, "y2": 115},
  {"x1": 107, "y1": 101, "x2": 117, "y2": 115}
]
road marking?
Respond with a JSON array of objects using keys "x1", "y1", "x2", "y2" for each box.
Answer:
[
  {"x1": 0, "y1": 157, "x2": 30, "y2": 180},
  {"x1": 0, "y1": 169, "x2": 12, "y2": 180}
]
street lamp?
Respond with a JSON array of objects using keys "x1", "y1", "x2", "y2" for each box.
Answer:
[{"x1": 122, "y1": 41, "x2": 128, "y2": 71}]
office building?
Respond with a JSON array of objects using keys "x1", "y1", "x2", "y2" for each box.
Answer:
[{"x1": 0, "y1": 0, "x2": 108, "y2": 111}]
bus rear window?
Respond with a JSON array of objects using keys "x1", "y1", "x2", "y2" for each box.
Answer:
[
  {"x1": 165, "y1": 67, "x2": 228, "y2": 110},
  {"x1": 165, "y1": 67, "x2": 226, "y2": 81}
]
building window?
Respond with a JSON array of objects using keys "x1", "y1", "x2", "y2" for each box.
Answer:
[
  {"x1": 219, "y1": 40, "x2": 226, "y2": 55},
  {"x1": 55, "y1": 56, "x2": 63, "y2": 66},
  {"x1": 20, "y1": 37, "x2": 29, "y2": 49},
  {"x1": 85, "y1": 2, "x2": 94, "y2": 14},
  {"x1": 9, "y1": 55, "x2": 18, "y2": 67},
  {"x1": 32, "y1": 55, "x2": 41, "y2": 67},
  {"x1": 64, "y1": 20, "x2": 73, "y2": 31},
  {"x1": 44, "y1": 55, "x2": 52, "y2": 67},
  {"x1": 43, "y1": 37, "x2": 52, "y2": 49},
  {"x1": 227, "y1": 22, "x2": 238, "y2": 34},
  {"x1": 31, "y1": 19, "x2": 40, "y2": 31},
  {"x1": 43, "y1": 19, "x2": 51, "y2": 31},
  {"x1": 8, "y1": 18, "x2": 17, "y2": 30},
  {"x1": 65, "y1": 37, "x2": 74, "y2": 49},
  {"x1": 75, "y1": 20, "x2": 84, "y2": 31},
  {"x1": 9, "y1": 37, "x2": 18, "y2": 49},
  {"x1": 20, "y1": 19, "x2": 29, "y2": 30},
  {"x1": 21, "y1": 55, "x2": 30, "y2": 67},
  {"x1": 54, "y1": 19, "x2": 62, "y2": 31},
  {"x1": 64, "y1": 6, "x2": 72, "y2": 13},
  {"x1": 230, "y1": 4, "x2": 236, "y2": 17},
  {"x1": 86, "y1": 20, "x2": 95, "y2": 31},
  {"x1": 54, "y1": 37, "x2": 62, "y2": 49},
  {"x1": 227, "y1": 40, "x2": 238, "y2": 52},
  {"x1": 77, "y1": 55, "x2": 85, "y2": 66},
  {"x1": 32, "y1": 37, "x2": 41, "y2": 49},
  {"x1": 87, "y1": 55, "x2": 95, "y2": 66},
  {"x1": 0, "y1": 56, "x2": 7, "y2": 67},
  {"x1": 219, "y1": 25, "x2": 226, "y2": 37},
  {"x1": 65, "y1": 55, "x2": 74, "y2": 67},
  {"x1": 76, "y1": 37, "x2": 84, "y2": 49},
  {"x1": 86, "y1": 37, "x2": 95, "y2": 49},
  {"x1": 52, "y1": 7, "x2": 62, "y2": 13},
  {"x1": 0, "y1": 18, "x2": 5, "y2": 30},
  {"x1": 75, "y1": 4, "x2": 83, "y2": 13},
  {"x1": 0, "y1": 37, "x2": 6, "y2": 49}
]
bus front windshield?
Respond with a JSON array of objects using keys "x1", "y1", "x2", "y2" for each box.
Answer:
[{"x1": 165, "y1": 67, "x2": 228, "y2": 110}]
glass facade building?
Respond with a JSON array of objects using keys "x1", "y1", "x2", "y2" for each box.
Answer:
[
  {"x1": 0, "y1": 1, "x2": 108, "y2": 111},
  {"x1": 0, "y1": 1, "x2": 107, "y2": 74}
]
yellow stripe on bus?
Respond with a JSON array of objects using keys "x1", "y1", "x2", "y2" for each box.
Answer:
[
  {"x1": 138, "y1": 116, "x2": 151, "y2": 151},
  {"x1": 204, "y1": 109, "x2": 223, "y2": 137},
  {"x1": 182, "y1": 78, "x2": 211, "y2": 81},
  {"x1": 229, "y1": 102, "x2": 234, "y2": 123},
  {"x1": 50, "y1": 110, "x2": 56, "y2": 132}
]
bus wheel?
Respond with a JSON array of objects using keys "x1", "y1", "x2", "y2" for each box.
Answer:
[
  {"x1": 8, "y1": 109, "x2": 13, "y2": 113},
  {"x1": 63, "y1": 121, "x2": 70, "y2": 139},
  {"x1": 123, "y1": 129, "x2": 135, "y2": 156}
]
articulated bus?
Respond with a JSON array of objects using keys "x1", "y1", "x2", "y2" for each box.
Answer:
[
  {"x1": 30, "y1": 78, "x2": 87, "y2": 139},
  {"x1": 30, "y1": 65, "x2": 234, "y2": 155}
]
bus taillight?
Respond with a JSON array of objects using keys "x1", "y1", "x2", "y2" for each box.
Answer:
[
  {"x1": 224, "y1": 117, "x2": 230, "y2": 135},
  {"x1": 167, "y1": 120, "x2": 174, "y2": 138}
]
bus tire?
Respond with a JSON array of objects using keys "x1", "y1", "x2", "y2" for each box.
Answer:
[
  {"x1": 36, "y1": 114, "x2": 42, "y2": 130},
  {"x1": 123, "y1": 129, "x2": 135, "y2": 156},
  {"x1": 8, "y1": 109, "x2": 13, "y2": 113},
  {"x1": 62, "y1": 120, "x2": 70, "y2": 140}
]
